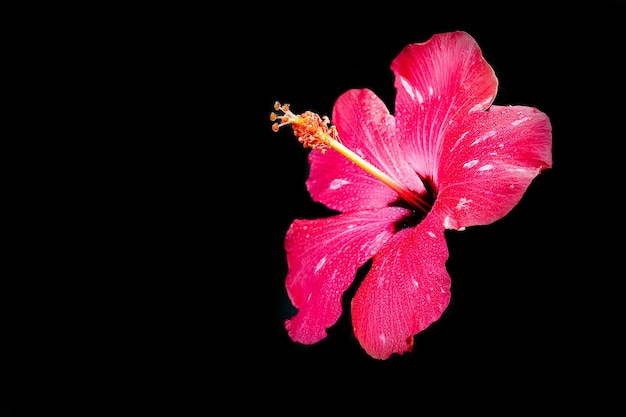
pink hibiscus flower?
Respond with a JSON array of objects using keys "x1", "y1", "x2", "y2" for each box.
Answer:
[{"x1": 270, "y1": 31, "x2": 552, "y2": 360}]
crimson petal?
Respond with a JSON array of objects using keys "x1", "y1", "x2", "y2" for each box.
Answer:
[
  {"x1": 435, "y1": 105, "x2": 553, "y2": 230},
  {"x1": 284, "y1": 207, "x2": 411, "y2": 344},
  {"x1": 391, "y1": 31, "x2": 498, "y2": 179},
  {"x1": 307, "y1": 89, "x2": 426, "y2": 213},
  {"x1": 351, "y1": 214, "x2": 450, "y2": 359}
]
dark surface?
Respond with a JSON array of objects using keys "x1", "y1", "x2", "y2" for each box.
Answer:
[{"x1": 2, "y1": 1, "x2": 624, "y2": 414}]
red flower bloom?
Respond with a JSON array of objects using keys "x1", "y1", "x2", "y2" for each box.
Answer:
[{"x1": 271, "y1": 31, "x2": 552, "y2": 359}]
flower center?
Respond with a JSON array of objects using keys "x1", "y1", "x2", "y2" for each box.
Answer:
[{"x1": 271, "y1": 102, "x2": 431, "y2": 214}]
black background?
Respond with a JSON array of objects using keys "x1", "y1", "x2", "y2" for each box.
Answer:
[{"x1": 1, "y1": 1, "x2": 624, "y2": 414}]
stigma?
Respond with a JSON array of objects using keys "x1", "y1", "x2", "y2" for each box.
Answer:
[{"x1": 270, "y1": 102, "x2": 338, "y2": 153}]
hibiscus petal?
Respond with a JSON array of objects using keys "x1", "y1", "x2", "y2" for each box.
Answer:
[
  {"x1": 435, "y1": 105, "x2": 553, "y2": 230},
  {"x1": 306, "y1": 89, "x2": 426, "y2": 213},
  {"x1": 391, "y1": 31, "x2": 498, "y2": 179},
  {"x1": 351, "y1": 214, "x2": 450, "y2": 360},
  {"x1": 284, "y1": 207, "x2": 411, "y2": 344}
]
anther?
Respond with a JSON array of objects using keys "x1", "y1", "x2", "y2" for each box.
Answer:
[{"x1": 270, "y1": 102, "x2": 336, "y2": 153}]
